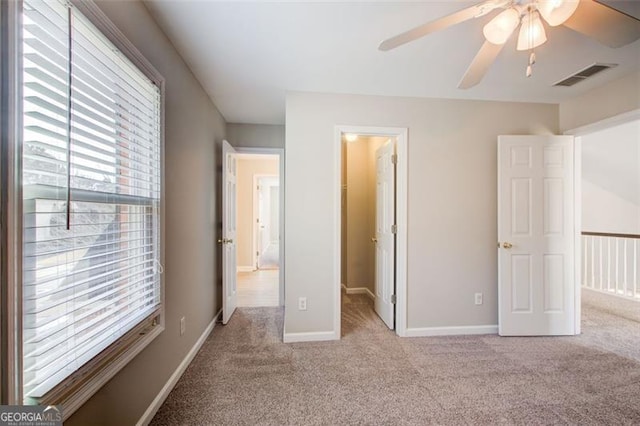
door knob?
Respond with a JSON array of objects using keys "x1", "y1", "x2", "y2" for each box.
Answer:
[
  {"x1": 217, "y1": 239, "x2": 225, "y2": 244},
  {"x1": 371, "y1": 237, "x2": 378, "y2": 243},
  {"x1": 502, "y1": 242, "x2": 513, "y2": 249}
]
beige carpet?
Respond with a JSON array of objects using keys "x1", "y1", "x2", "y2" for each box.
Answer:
[{"x1": 151, "y1": 293, "x2": 640, "y2": 425}]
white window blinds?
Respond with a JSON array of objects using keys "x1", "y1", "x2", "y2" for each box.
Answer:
[{"x1": 22, "y1": 0, "x2": 162, "y2": 399}]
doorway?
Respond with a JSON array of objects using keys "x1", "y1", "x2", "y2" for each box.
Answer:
[
  {"x1": 574, "y1": 114, "x2": 640, "y2": 323},
  {"x1": 335, "y1": 126, "x2": 408, "y2": 337},
  {"x1": 235, "y1": 152, "x2": 283, "y2": 307}
]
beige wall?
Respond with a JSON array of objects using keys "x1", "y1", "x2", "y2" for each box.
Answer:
[
  {"x1": 236, "y1": 157, "x2": 279, "y2": 268},
  {"x1": 227, "y1": 123, "x2": 285, "y2": 148},
  {"x1": 67, "y1": 1, "x2": 226, "y2": 425},
  {"x1": 285, "y1": 92, "x2": 558, "y2": 335},
  {"x1": 342, "y1": 136, "x2": 386, "y2": 293},
  {"x1": 559, "y1": 71, "x2": 640, "y2": 132},
  {"x1": 583, "y1": 180, "x2": 640, "y2": 234},
  {"x1": 581, "y1": 120, "x2": 640, "y2": 234}
]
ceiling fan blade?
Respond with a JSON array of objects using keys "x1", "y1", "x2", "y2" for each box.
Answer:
[
  {"x1": 378, "y1": 0, "x2": 506, "y2": 51},
  {"x1": 458, "y1": 41, "x2": 505, "y2": 89},
  {"x1": 563, "y1": 0, "x2": 640, "y2": 48}
]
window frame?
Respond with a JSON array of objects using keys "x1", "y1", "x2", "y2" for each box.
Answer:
[{"x1": 2, "y1": 0, "x2": 165, "y2": 417}]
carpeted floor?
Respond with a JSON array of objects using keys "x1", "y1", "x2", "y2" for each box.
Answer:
[{"x1": 151, "y1": 292, "x2": 640, "y2": 425}]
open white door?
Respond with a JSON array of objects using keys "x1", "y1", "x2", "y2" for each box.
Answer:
[
  {"x1": 498, "y1": 135, "x2": 577, "y2": 336},
  {"x1": 374, "y1": 140, "x2": 396, "y2": 329},
  {"x1": 221, "y1": 140, "x2": 237, "y2": 324}
]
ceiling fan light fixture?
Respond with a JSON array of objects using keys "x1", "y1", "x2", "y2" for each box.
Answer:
[
  {"x1": 483, "y1": 8, "x2": 521, "y2": 45},
  {"x1": 516, "y1": 10, "x2": 547, "y2": 51},
  {"x1": 537, "y1": 0, "x2": 580, "y2": 26}
]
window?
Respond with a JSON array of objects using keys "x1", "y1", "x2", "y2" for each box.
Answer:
[{"x1": 19, "y1": 0, "x2": 163, "y2": 408}]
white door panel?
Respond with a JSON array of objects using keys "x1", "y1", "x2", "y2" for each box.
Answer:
[
  {"x1": 222, "y1": 140, "x2": 237, "y2": 324},
  {"x1": 375, "y1": 140, "x2": 395, "y2": 330},
  {"x1": 498, "y1": 135, "x2": 576, "y2": 336}
]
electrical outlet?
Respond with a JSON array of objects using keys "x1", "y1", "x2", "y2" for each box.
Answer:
[
  {"x1": 180, "y1": 316, "x2": 186, "y2": 335},
  {"x1": 298, "y1": 297, "x2": 307, "y2": 311},
  {"x1": 474, "y1": 293, "x2": 483, "y2": 305}
]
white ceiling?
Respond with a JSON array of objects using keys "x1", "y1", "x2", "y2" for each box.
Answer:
[{"x1": 143, "y1": 1, "x2": 640, "y2": 125}]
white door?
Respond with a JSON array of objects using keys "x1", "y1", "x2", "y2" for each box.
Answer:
[
  {"x1": 256, "y1": 177, "x2": 279, "y2": 269},
  {"x1": 257, "y1": 181, "x2": 270, "y2": 268},
  {"x1": 374, "y1": 140, "x2": 396, "y2": 329},
  {"x1": 498, "y1": 135, "x2": 577, "y2": 336},
  {"x1": 222, "y1": 140, "x2": 237, "y2": 324}
]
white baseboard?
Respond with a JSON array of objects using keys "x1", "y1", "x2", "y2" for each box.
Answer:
[
  {"x1": 136, "y1": 309, "x2": 221, "y2": 426},
  {"x1": 341, "y1": 284, "x2": 375, "y2": 300},
  {"x1": 405, "y1": 324, "x2": 498, "y2": 337},
  {"x1": 237, "y1": 266, "x2": 254, "y2": 272},
  {"x1": 283, "y1": 330, "x2": 338, "y2": 343}
]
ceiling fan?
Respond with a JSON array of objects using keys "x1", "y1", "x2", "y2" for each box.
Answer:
[{"x1": 378, "y1": 0, "x2": 640, "y2": 89}]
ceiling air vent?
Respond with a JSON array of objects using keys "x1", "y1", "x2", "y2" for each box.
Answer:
[{"x1": 553, "y1": 63, "x2": 618, "y2": 87}]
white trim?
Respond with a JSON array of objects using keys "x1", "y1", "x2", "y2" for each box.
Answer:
[
  {"x1": 235, "y1": 147, "x2": 284, "y2": 155},
  {"x1": 334, "y1": 125, "x2": 408, "y2": 338},
  {"x1": 563, "y1": 108, "x2": 640, "y2": 136},
  {"x1": 405, "y1": 325, "x2": 498, "y2": 337},
  {"x1": 341, "y1": 284, "x2": 375, "y2": 300},
  {"x1": 334, "y1": 126, "x2": 342, "y2": 342},
  {"x1": 237, "y1": 266, "x2": 254, "y2": 273},
  {"x1": 283, "y1": 331, "x2": 337, "y2": 343},
  {"x1": 395, "y1": 129, "x2": 409, "y2": 337},
  {"x1": 1, "y1": 0, "x2": 23, "y2": 404},
  {"x1": 136, "y1": 310, "x2": 221, "y2": 426},
  {"x1": 573, "y1": 136, "x2": 582, "y2": 335}
]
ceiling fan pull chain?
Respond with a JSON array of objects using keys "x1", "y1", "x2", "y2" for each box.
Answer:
[{"x1": 526, "y1": 49, "x2": 536, "y2": 78}]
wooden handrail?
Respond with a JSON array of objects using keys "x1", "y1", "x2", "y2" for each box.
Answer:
[{"x1": 582, "y1": 231, "x2": 640, "y2": 239}]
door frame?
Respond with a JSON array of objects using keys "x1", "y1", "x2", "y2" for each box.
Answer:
[
  {"x1": 563, "y1": 107, "x2": 640, "y2": 335},
  {"x1": 235, "y1": 147, "x2": 285, "y2": 306},
  {"x1": 334, "y1": 125, "x2": 408, "y2": 337},
  {"x1": 253, "y1": 173, "x2": 279, "y2": 270}
]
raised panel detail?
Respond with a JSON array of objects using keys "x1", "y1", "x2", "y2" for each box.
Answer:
[
  {"x1": 511, "y1": 146, "x2": 532, "y2": 167},
  {"x1": 544, "y1": 147, "x2": 563, "y2": 168},
  {"x1": 511, "y1": 255, "x2": 532, "y2": 313},
  {"x1": 512, "y1": 179, "x2": 532, "y2": 236},
  {"x1": 544, "y1": 178, "x2": 564, "y2": 236},
  {"x1": 544, "y1": 255, "x2": 564, "y2": 312}
]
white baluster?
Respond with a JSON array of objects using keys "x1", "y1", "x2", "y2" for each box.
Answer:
[
  {"x1": 600, "y1": 237, "x2": 611, "y2": 291},
  {"x1": 591, "y1": 237, "x2": 596, "y2": 289},
  {"x1": 633, "y1": 240, "x2": 640, "y2": 298},
  {"x1": 623, "y1": 239, "x2": 628, "y2": 297}
]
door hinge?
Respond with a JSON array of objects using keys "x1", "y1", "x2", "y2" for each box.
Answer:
[
  {"x1": 391, "y1": 224, "x2": 397, "y2": 234},
  {"x1": 391, "y1": 294, "x2": 397, "y2": 304},
  {"x1": 391, "y1": 154, "x2": 398, "y2": 164}
]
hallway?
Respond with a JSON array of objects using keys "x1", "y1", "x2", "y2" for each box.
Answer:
[{"x1": 237, "y1": 269, "x2": 279, "y2": 307}]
